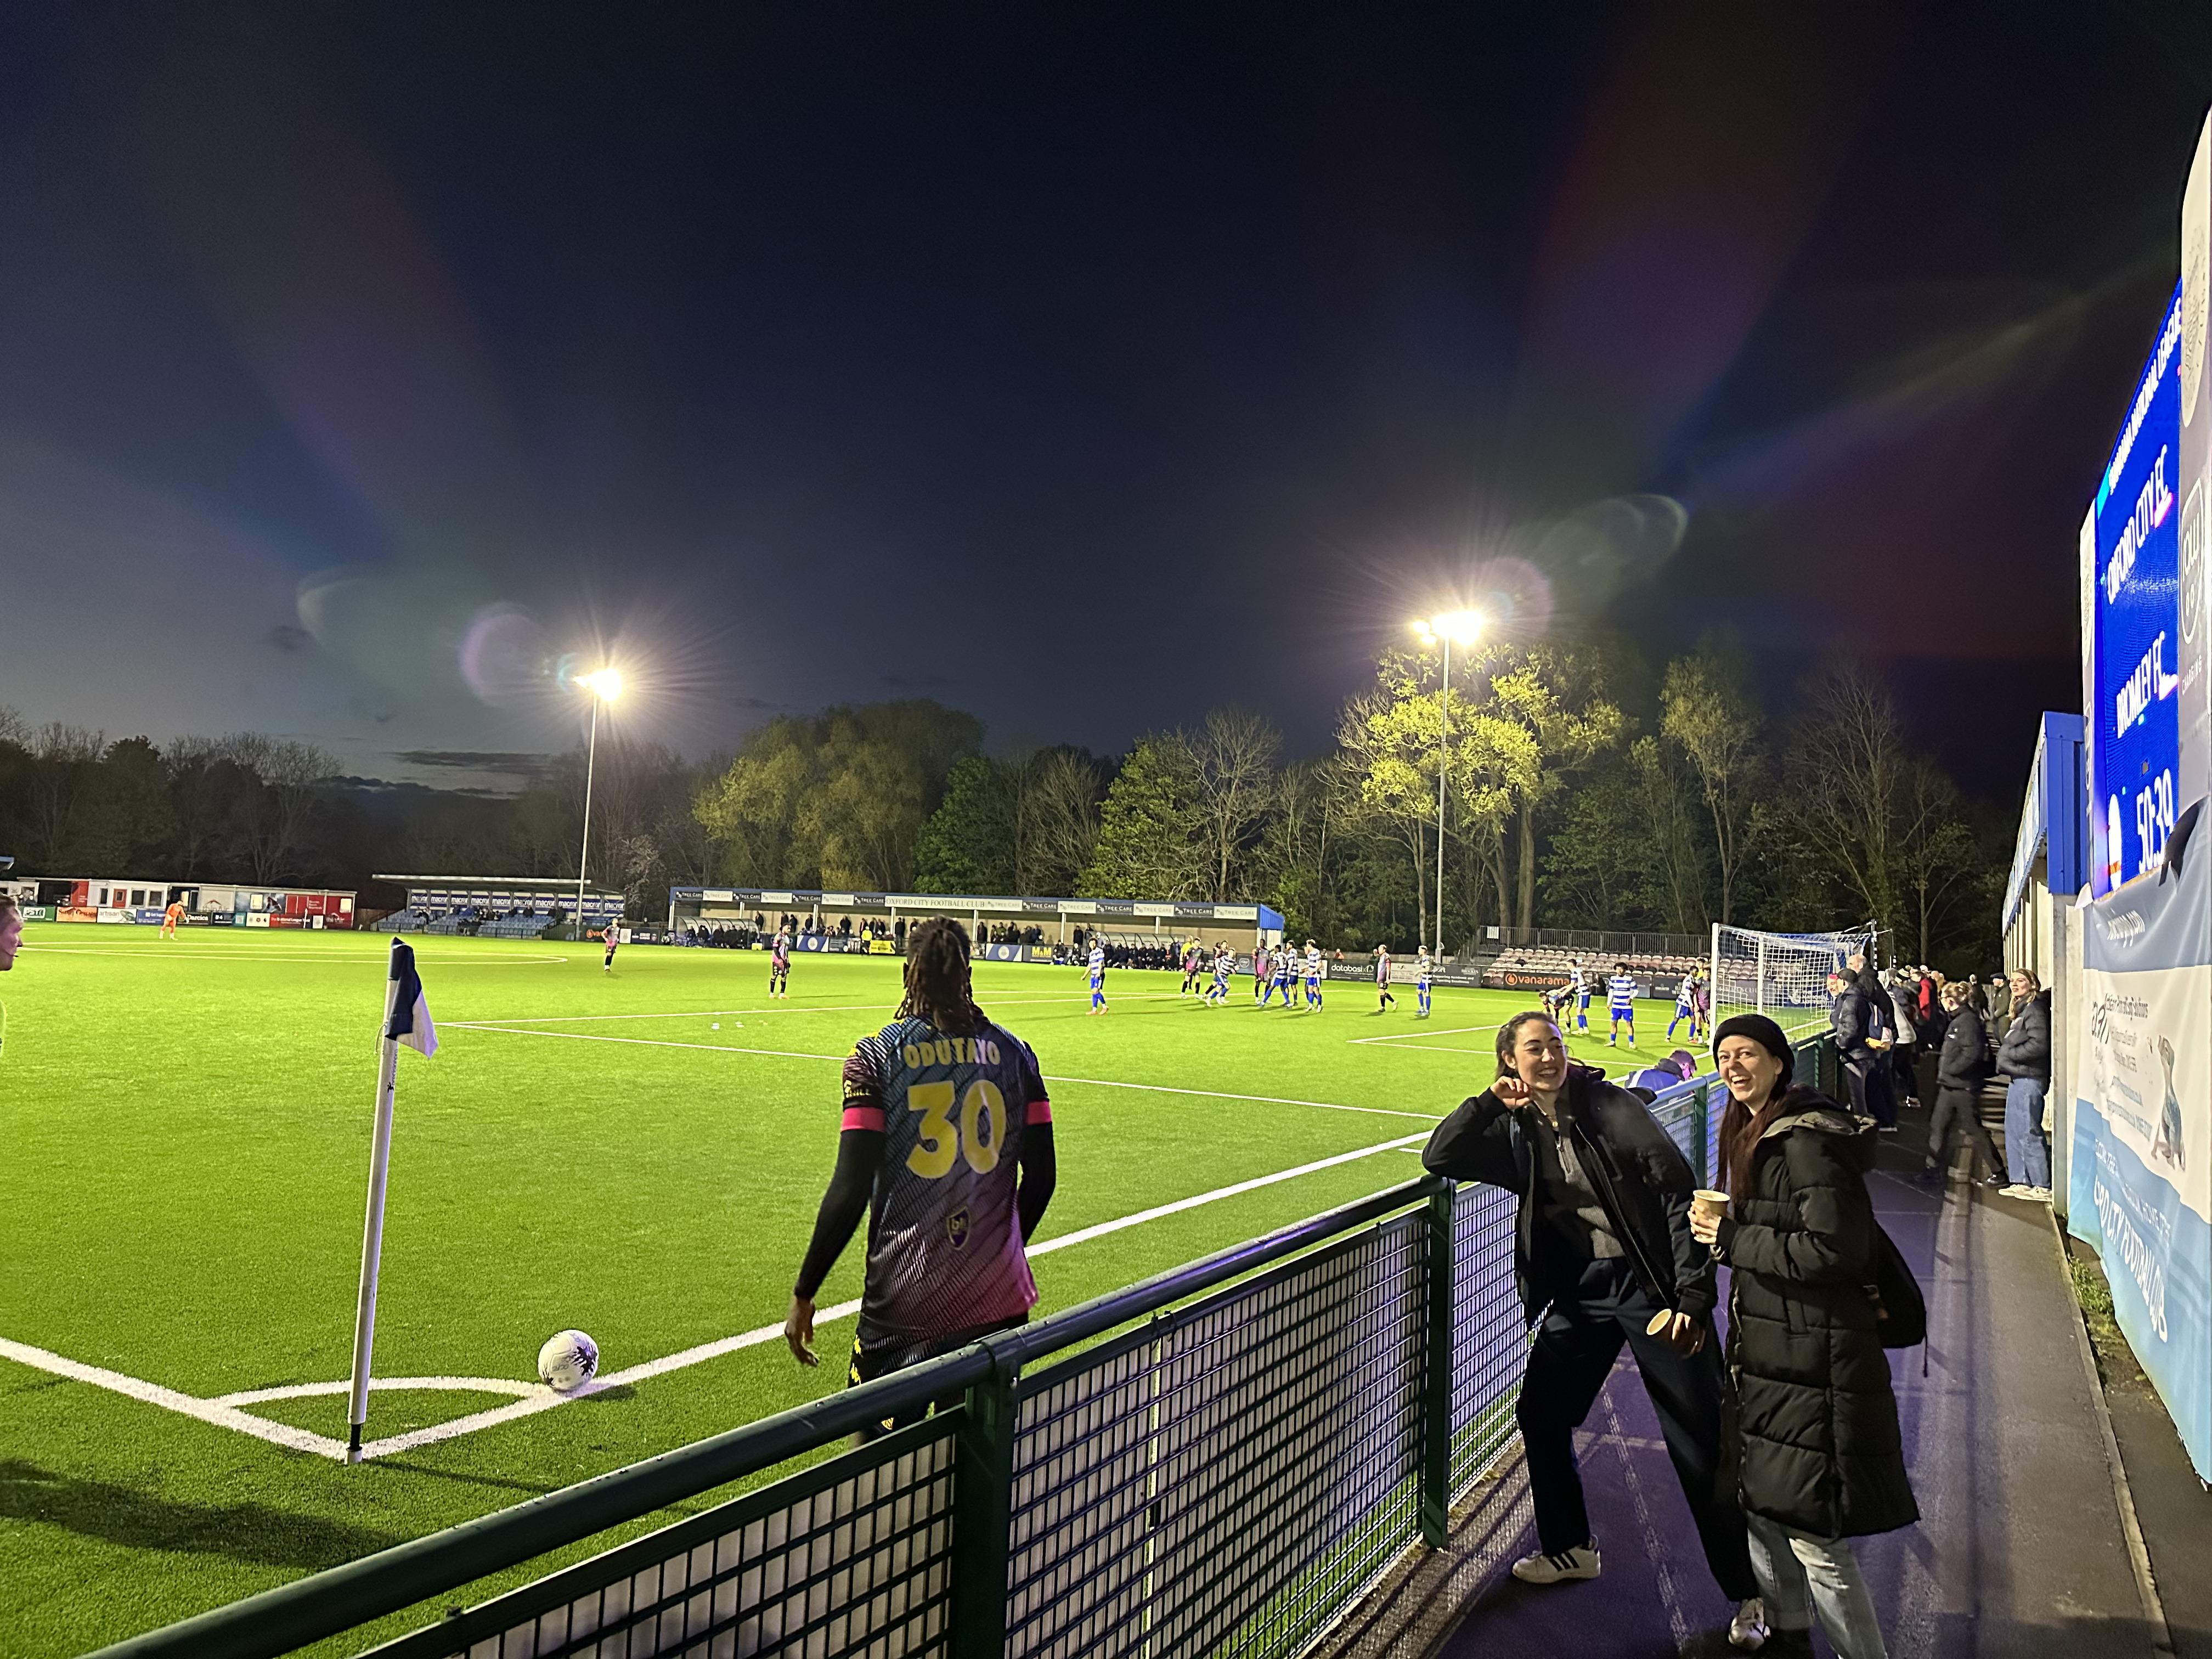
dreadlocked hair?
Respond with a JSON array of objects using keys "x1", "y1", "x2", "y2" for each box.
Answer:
[{"x1": 900, "y1": 917, "x2": 983, "y2": 1036}]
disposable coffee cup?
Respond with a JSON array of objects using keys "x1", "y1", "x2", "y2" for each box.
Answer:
[
  {"x1": 1690, "y1": 1188, "x2": 1729, "y2": 1226},
  {"x1": 1645, "y1": 1310, "x2": 1675, "y2": 1336}
]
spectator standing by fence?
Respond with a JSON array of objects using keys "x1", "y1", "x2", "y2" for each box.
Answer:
[
  {"x1": 1827, "y1": 972, "x2": 1895, "y2": 1129},
  {"x1": 1694, "y1": 1014, "x2": 1915, "y2": 1659},
  {"x1": 1984, "y1": 970, "x2": 2012, "y2": 1046},
  {"x1": 1423, "y1": 1012, "x2": 1769, "y2": 1651},
  {"x1": 1882, "y1": 974, "x2": 1918, "y2": 1107},
  {"x1": 1996, "y1": 968, "x2": 2053, "y2": 1201},
  {"x1": 1922, "y1": 981, "x2": 2003, "y2": 1189}
]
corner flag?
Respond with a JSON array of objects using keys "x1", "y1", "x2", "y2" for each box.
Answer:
[
  {"x1": 349, "y1": 937, "x2": 436, "y2": 1460},
  {"x1": 385, "y1": 940, "x2": 437, "y2": 1057}
]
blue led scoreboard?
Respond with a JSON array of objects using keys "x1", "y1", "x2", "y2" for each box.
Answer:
[{"x1": 2087, "y1": 284, "x2": 2185, "y2": 896}]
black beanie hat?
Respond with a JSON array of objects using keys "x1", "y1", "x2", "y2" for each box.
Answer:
[{"x1": 1712, "y1": 1014, "x2": 1793, "y2": 1082}]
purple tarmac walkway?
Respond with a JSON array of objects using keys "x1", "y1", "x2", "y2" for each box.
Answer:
[{"x1": 1431, "y1": 1099, "x2": 2166, "y2": 1658}]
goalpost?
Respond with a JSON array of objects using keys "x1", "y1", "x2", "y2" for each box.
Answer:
[{"x1": 1707, "y1": 920, "x2": 1879, "y2": 1043}]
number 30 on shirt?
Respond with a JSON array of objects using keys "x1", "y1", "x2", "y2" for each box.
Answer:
[{"x1": 905, "y1": 1080, "x2": 1007, "y2": 1178}]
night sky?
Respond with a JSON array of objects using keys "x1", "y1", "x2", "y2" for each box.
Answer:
[{"x1": 1, "y1": 4, "x2": 2207, "y2": 798}]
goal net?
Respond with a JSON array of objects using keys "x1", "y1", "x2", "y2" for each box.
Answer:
[{"x1": 1708, "y1": 922, "x2": 1878, "y2": 1043}]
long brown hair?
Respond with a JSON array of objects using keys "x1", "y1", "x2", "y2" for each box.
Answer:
[
  {"x1": 1717, "y1": 1076, "x2": 1797, "y2": 1195},
  {"x1": 899, "y1": 917, "x2": 983, "y2": 1036}
]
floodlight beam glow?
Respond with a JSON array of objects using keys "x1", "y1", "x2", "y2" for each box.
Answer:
[
  {"x1": 575, "y1": 668, "x2": 624, "y2": 702},
  {"x1": 1410, "y1": 610, "x2": 1486, "y2": 646}
]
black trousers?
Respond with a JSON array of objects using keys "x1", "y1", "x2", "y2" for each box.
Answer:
[
  {"x1": 1928, "y1": 1085, "x2": 2003, "y2": 1179},
  {"x1": 1516, "y1": 1255, "x2": 1758, "y2": 1601},
  {"x1": 1841, "y1": 1058, "x2": 1897, "y2": 1127}
]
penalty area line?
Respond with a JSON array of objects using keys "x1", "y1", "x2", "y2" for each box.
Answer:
[
  {"x1": 455, "y1": 992, "x2": 1189, "y2": 1026},
  {"x1": 0, "y1": 1132, "x2": 1430, "y2": 1463},
  {"x1": 440, "y1": 1022, "x2": 1442, "y2": 1120}
]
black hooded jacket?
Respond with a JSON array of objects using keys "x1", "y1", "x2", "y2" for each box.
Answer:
[
  {"x1": 1713, "y1": 1087, "x2": 1917, "y2": 1538},
  {"x1": 1423, "y1": 1063, "x2": 1714, "y2": 1325}
]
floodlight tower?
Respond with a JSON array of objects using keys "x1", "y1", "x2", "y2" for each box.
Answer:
[
  {"x1": 572, "y1": 668, "x2": 623, "y2": 940},
  {"x1": 1409, "y1": 611, "x2": 1485, "y2": 961}
]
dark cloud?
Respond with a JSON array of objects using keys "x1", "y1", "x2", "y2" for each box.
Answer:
[
  {"x1": 390, "y1": 749, "x2": 556, "y2": 780},
  {"x1": 882, "y1": 674, "x2": 957, "y2": 690},
  {"x1": 267, "y1": 623, "x2": 310, "y2": 652}
]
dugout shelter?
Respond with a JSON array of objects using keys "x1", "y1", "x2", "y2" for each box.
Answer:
[
  {"x1": 668, "y1": 885, "x2": 1285, "y2": 955},
  {"x1": 374, "y1": 874, "x2": 626, "y2": 935}
]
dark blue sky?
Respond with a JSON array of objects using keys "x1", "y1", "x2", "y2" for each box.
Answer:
[{"x1": 0, "y1": 3, "x2": 2205, "y2": 796}]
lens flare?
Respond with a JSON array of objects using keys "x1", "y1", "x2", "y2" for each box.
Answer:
[{"x1": 458, "y1": 603, "x2": 556, "y2": 708}]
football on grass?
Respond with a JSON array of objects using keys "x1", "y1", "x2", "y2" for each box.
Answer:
[{"x1": 538, "y1": 1329, "x2": 600, "y2": 1392}]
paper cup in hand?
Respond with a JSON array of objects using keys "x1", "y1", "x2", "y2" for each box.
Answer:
[
  {"x1": 1690, "y1": 1188, "x2": 1729, "y2": 1227},
  {"x1": 1645, "y1": 1310, "x2": 1675, "y2": 1336}
]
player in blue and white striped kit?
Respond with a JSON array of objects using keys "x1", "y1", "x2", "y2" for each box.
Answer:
[
  {"x1": 1270, "y1": 944, "x2": 1295, "y2": 1009},
  {"x1": 1570, "y1": 960, "x2": 1591, "y2": 1033},
  {"x1": 1206, "y1": 945, "x2": 1232, "y2": 1006},
  {"x1": 1087, "y1": 939, "x2": 1107, "y2": 1014},
  {"x1": 1304, "y1": 940, "x2": 1324, "y2": 1010},
  {"x1": 1415, "y1": 945, "x2": 1433, "y2": 1018},
  {"x1": 1606, "y1": 961, "x2": 1638, "y2": 1046},
  {"x1": 1666, "y1": 973, "x2": 1700, "y2": 1041}
]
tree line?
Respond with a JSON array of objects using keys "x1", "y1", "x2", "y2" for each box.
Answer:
[{"x1": 0, "y1": 640, "x2": 2009, "y2": 967}]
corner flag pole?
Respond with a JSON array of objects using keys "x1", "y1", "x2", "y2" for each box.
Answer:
[{"x1": 346, "y1": 938, "x2": 436, "y2": 1463}]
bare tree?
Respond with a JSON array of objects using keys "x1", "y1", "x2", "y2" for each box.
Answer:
[
  {"x1": 1185, "y1": 707, "x2": 1281, "y2": 900},
  {"x1": 218, "y1": 733, "x2": 338, "y2": 882},
  {"x1": 23, "y1": 724, "x2": 106, "y2": 868},
  {"x1": 1662, "y1": 646, "x2": 1762, "y2": 923},
  {"x1": 1025, "y1": 748, "x2": 1105, "y2": 895},
  {"x1": 1780, "y1": 662, "x2": 1909, "y2": 939}
]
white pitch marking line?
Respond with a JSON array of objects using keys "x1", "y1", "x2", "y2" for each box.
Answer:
[
  {"x1": 456, "y1": 992, "x2": 1188, "y2": 1026},
  {"x1": 1035, "y1": 1073, "x2": 1441, "y2": 1121},
  {"x1": 1348, "y1": 1024, "x2": 1496, "y2": 1046},
  {"x1": 21, "y1": 947, "x2": 571, "y2": 964},
  {"x1": 0, "y1": 1131, "x2": 1429, "y2": 1462},
  {"x1": 0, "y1": 1336, "x2": 347, "y2": 1459},
  {"x1": 215, "y1": 1376, "x2": 540, "y2": 1406},
  {"x1": 440, "y1": 1022, "x2": 1444, "y2": 1120}
]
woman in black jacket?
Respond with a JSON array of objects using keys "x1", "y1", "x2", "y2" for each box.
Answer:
[
  {"x1": 1690, "y1": 1014, "x2": 1916, "y2": 1659},
  {"x1": 1425, "y1": 1011, "x2": 1767, "y2": 1650},
  {"x1": 1921, "y1": 981, "x2": 2003, "y2": 1188}
]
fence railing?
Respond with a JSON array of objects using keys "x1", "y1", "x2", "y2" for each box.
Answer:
[
  {"x1": 94, "y1": 1035, "x2": 1830, "y2": 1659},
  {"x1": 1482, "y1": 926, "x2": 1708, "y2": 960}
]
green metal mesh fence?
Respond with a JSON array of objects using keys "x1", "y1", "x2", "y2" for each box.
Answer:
[
  {"x1": 1006, "y1": 1214, "x2": 1429, "y2": 1659},
  {"x1": 1445, "y1": 1184, "x2": 1522, "y2": 1497},
  {"x1": 363, "y1": 1418, "x2": 960, "y2": 1659}
]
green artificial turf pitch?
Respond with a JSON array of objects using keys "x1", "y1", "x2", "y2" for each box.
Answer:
[{"x1": 0, "y1": 927, "x2": 1686, "y2": 1656}]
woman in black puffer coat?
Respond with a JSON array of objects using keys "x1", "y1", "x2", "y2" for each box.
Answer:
[{"x1": 1691, "y1": 1014, "x2": 1916, "y2": 1659}]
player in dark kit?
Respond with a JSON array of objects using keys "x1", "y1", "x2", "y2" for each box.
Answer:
[
  {"x1": 769, "y1": 928, "x2": 792, "y2": 997},
  {"x1": 600, "y1": 924, "x2": 619, "y2": 973},
  {"x1": 785, "y1": 918, "x2": 1058, "y2": 1436}
]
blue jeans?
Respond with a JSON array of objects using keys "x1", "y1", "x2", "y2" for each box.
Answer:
[
  {"x1": 1747, "y1": 1513, "x2": 1888, "y2": 1658},
  {"x1": 2005, "y1": 1076, "x2": 2049, "y2": 1189}
]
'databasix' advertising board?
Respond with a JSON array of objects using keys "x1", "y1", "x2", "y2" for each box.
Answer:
[{"x1": 2071, "y1": 838, "x2": 2212, "y2": 1476}]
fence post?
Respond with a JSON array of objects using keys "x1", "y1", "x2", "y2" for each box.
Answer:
[
  {"x1": 953, "y1": 1353, "x2": 1019, "y2": 1659},
  {"x1": 1421, "y1": 1180, "x2": 1455, "y2": 1547}
]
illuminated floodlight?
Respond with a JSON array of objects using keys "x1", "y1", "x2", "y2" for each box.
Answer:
[
  {"x1": 1411, "y1": 610, "x2": 1486, "y2": 646},
  {"x1": 575, "y1": 668, "x2": 624, "y2": 702}
]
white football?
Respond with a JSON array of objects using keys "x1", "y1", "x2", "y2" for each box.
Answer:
[{"x1": 538, "y1": 1329, "x2": 600, "y2": 1393}]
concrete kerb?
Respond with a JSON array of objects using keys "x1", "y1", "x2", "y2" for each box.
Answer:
[{"x1": 2050, "y1": 1208, "x2": 2177, "y2": 1659}]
